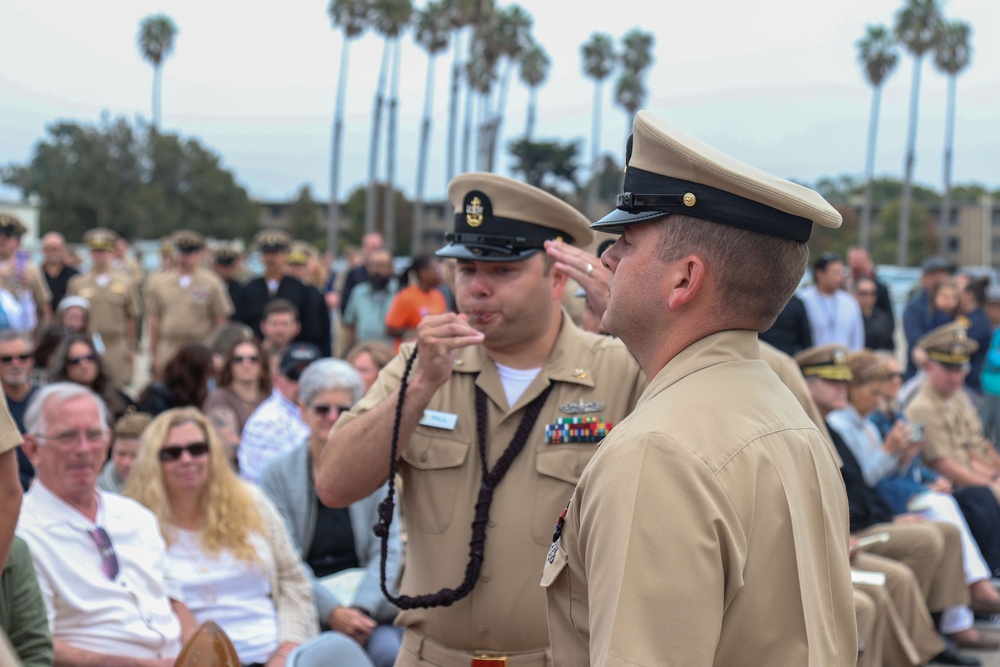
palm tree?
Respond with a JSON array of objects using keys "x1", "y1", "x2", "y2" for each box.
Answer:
[
  {"x1": 893, "y1": 0, "x2": 942, "y2": 266},
  {"x1": 137, "y1": 15, "x2": 178, "y2": 131},
  {"x1": 617, "y1": 28, "x2": 655, "y2": 140},
  {"x1": 327, "y1": 0, "x2": 368, "y2": 256},
  {"x1": 519, "y1": 40, "x2": 549, "y2": 139},
  {"x1": 485, "y1": 4, "x2": 532, "y2": 172},
  {"x1": 856, "y1": 24, "x2": 899, "y2": 251},
  {"x1": 443, "y1": 0, "x2": 483, "y2": 184},
  {"x1": 460, "y1": 0, "x2": 496, "y2": 173},
  {"x1": 364, "y1": 0, "x2": 412, "y2": 237},
  {"x1": 413, "y1": 0, "x2": 451, "y2": 253},
  {"x1": 582, "y1": 33, "x2": 616, "y2": 218},
  {"x1": 933, "y1": 20, "x2": 972, "y2": 246}
]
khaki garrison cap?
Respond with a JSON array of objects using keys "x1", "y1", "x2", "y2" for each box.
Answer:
[
  {"x1": 917, "y1": 322, "x2": 978, "y2": 367},
  {"x1": 253, "y1": 229, "x2": 292, "y2": 253},
  {"x1": 173, "y1": 230, "x2": 206, "y2": 253},
  {"x1": 593, "y1": 111, "x2": 842, "y2": 241},
  {"x1": 438, "y1": 173, "x2": 594, "y2": 262},
  {"x1": 794, "y1": 344, "x2": 852, "y2": 382},
  {"x1": 0, "y1": 213, "x2": 26, "y2": 235},
  {"x1": 84, "y1": 228, "x2": 119, "y2": 251}
]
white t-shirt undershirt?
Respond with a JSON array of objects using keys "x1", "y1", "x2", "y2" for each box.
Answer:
[{"x1": 495, "y1": 363, "x2": 541, "y2": 409}]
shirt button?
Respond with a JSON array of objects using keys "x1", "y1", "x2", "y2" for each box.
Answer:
[
  {"x1": 487, "y1": 519, "x2": 496, "y2": 528},
  {"x1": 479, "y1": 627, "x2": 489, "y2": 638},
  {"x1": 481, "y1": 575, "x2": 491, "y2": 583},
  {"x1": 418, "y1": 452, "x2": 428, "y2": 463}
]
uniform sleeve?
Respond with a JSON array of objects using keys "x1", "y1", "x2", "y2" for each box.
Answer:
[
  {"x1": 904, "y1": 395, "x2": 951, "y2": 463},
  {"x1": 145, "y1": 280, "x2": 163, "y2": 319},
  {"x1": 577, "y1": 434, "x2": 743, "y2": 665},
  {"x1": 26, "y1": 265, "x2": 51, "y2": 307},
  {"x1": 212, "y1": 276, "x2": 235, "y2": 319},
  {"x1": 0, "y1": 390, "x2": 22, "y2": 455},
  {"x1": 125, "y1": 278, "x2": 140, "y2": 320},
  {"x1": 255, "y1": 490, "x2": 319, "y2": 645},
  {"x1": 3, "y1": 538, "x2": 53, "y2": 667}
]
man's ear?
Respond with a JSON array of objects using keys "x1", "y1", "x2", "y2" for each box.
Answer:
[
  {"x1": 665, "y1": 255, "x2": 707, "y2": 311},
  {"x1": 21, "y1": 435, "x2": 40, "y2": 466}
]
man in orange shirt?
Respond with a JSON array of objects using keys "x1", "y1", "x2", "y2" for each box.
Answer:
[{"x1": 385, "y1": 255, "x2": 447, "y2": 352}]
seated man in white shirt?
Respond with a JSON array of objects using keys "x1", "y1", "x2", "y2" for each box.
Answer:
[
  {"x1": 238, "y1": 342, "x2": 318, "y2": 483},
  {"x1": 16, "y1": 383, "x2": 195, "y2": 667}
]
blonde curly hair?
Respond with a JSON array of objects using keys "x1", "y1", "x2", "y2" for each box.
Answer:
[{"x1": 124, "y1": 407, "x2": 264, "y2": 562}]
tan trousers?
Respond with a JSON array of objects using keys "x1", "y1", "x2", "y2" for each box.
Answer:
[
  {"x1": 858, "y1": 521, "x2": 969, "y2": 612},
  {"x1": 854, "y1": 588, "x2": 880, "y2": 667},
  {"x1": 854, "y1": 551, "x2": 945, "y2": 667}
]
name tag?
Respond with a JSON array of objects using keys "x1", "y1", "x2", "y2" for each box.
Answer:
[{"x1": 419, "y1": 410, "x2": 458, "y2": 430}]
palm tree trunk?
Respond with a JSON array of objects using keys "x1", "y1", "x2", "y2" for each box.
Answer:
[
  {"x1": 152, "y1": 64, "x2": 162, "y2": 131},
  {"x1": 446, "y1": 33, "x2": 462, "y2": 185},
  {"x1": 860, "y1": 84, "x2": 882, "y2": 252},
  {"x1": 414, "y1": 52, "x2": 438, "y2": 256},
  {"x1": 461, "y1": 30, "x2": 474, "y2": 173},
  {"x1": 328, "y1": 38, "x2": 352, "y2": 256},
  {"x1": 487, "y1": 59, "x2": 515, "y2": 173},
  {"x1": 587, "y1": 80, "x2": 603, "y2": 219},
  {"x1": 938, "y1": 73, "x2": 956, "y2": 252},
  {"x1": 897, "y1": 55, "x2": 924, "y2": 267},
  {"x1": 525, "y1": 86, "x2": 537, "y2": 138},
  {"x1": 384, "y1": 39, "x2": 403, "y2": 254},
  {"x1": 365, "y1": 40, "x2": 392, "y2": 235}
]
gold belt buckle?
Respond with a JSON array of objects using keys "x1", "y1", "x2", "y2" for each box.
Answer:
[{"x1": 472, "y1": 654, "x2": 508, "y2": 666}]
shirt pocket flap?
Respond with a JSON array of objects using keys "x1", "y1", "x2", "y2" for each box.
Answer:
[
  {"x1": 402, "y1": 431, "x2": 470, "y2": 471},
  {"x1": 540, "y1": 542, "x2": 568, "y2": 587},
  {"x1": 536, "y1": 448, "x2": 590, "y2": 485}
]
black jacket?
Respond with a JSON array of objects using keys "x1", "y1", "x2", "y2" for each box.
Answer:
[{"x1": 239, "y1": 275, "x2": 332, "y2": 357}]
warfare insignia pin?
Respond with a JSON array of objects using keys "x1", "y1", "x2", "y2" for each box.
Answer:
[
  {"x1": 956, "y1": 327, "x2": 968, "y2": 343},
  {"x1": 559, "y1": 398, "x2": 603, "y2": 415}
]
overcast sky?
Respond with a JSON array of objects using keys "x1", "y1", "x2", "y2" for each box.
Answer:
[{"x1": 2, "y1": 0, "x2": 997, "y2": 206}]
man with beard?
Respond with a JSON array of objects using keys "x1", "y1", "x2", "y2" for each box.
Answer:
[{"x1": 342, "y1": 248, "x2": 398, "y2": 350}]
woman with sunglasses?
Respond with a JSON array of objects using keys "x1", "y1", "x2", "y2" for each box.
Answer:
[
  {"x1": 48, "y1": 334, "x2": 136, "y2": 422},
  {"x1": 259, "y1": 360, "x2": 402, "y2": 667},
  {"x1": 204, "y1": 339, "x2": 271, "y2": 437},
  {"x1": 126, "y1": 408, "x2": 374, "y2": 667}
]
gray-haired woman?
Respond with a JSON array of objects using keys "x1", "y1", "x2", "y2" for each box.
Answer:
[{"x1": 259, "y1": 359, "x2": 402, "y2": 667}]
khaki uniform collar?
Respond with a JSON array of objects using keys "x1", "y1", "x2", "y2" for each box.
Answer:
[
  {"x1": 451, "y1": 309, "x2": 596, "y2": 413},
  {"x1": 638, "y1": 329, "x2": 759, "y2": 408}
]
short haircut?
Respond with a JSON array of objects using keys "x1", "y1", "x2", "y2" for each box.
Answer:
[
  {"x1": 346, "y1": 341, "x2": 394, "y2": 371},
  {"x1": 298, "y1": 358, "x2": 365, "y2": 406},
  {"x1": 0, "y1": 328, "x2": 33, "y2": 349},
  {"x1": 114, "y1": 412, "x2": 152, "y2": 440},
  {"x1": 24, "y1": 383, "x2": 108, "y2": 437},
  {"x1": 811, "y1": 252, "x2": 841, "y2": 280},
  {"x1": 656, "y1": 214, "x2": 810, "y2": 331},
  {"x1": 263, "y1": 298, "x2": 299, "y2": 322}
]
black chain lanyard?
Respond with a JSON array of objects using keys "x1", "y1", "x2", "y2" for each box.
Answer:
[{"x1": 374, "y1": 348, "x2": 554, "y2": 609}]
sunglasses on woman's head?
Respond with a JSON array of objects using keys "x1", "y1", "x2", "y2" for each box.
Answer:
[{"x1": 158, "y1": 442, "x2": 210, "y2": 462}]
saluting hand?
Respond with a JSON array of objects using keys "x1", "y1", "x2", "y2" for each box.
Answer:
[
  {"x1": 414, "y1": 313, "x2": 484, "y2": 389},
  {"x1": 544, "y1": 239, "x2": 610, "y2": 320}
]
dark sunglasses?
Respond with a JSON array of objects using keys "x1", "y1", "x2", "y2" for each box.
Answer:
[
  {"x1": 0, "y1": 353, "x2": 32, "y2": 363},
  {"x1": 311, "y1": 403, "x2": 352, "y2": 418},
  {"x1": 232, "y1": 355, "x2": 260, "y2": 364},
  {"x1": 68, "y1": 353, "x2": 98, "y2": 366},
  {"x1": 158, "y1": 442, "x2": 210, "y2": 462},
  {"x1": 89, "y1": 527, "x2": 120, "y2": 580}
]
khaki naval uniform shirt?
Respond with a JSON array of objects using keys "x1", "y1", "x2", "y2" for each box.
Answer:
[
  {"x1": 904, "y1": 384, "x2": 998, "y2": 498},
  {"x1": 334, "y1": 314, "x2": 644, "y2": 655},
  {"x1": 67, "y1": 271, "x2": 139, "y2": 387},
  {"x1": 146, "y1": 268, "x2": 233, "y2": 368},
  {"x1": 0, "y1": 260, "x2": 50, "y2": 325},
  {"x1": 544, "y1": 331, "x2": 857, "y2": 666}
]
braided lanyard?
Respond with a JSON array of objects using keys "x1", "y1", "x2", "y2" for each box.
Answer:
[{"x1": 375, "y1": 348, "x2": 554, "y2": 609}]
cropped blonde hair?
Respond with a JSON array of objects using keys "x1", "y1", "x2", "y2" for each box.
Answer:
[{"x1": 124, "y1": 407, "x2": 264, "y2": 562}]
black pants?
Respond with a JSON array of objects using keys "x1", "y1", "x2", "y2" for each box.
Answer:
[{"x1": 954, "y1": 485, "x2": 1000, "y2": 576}]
